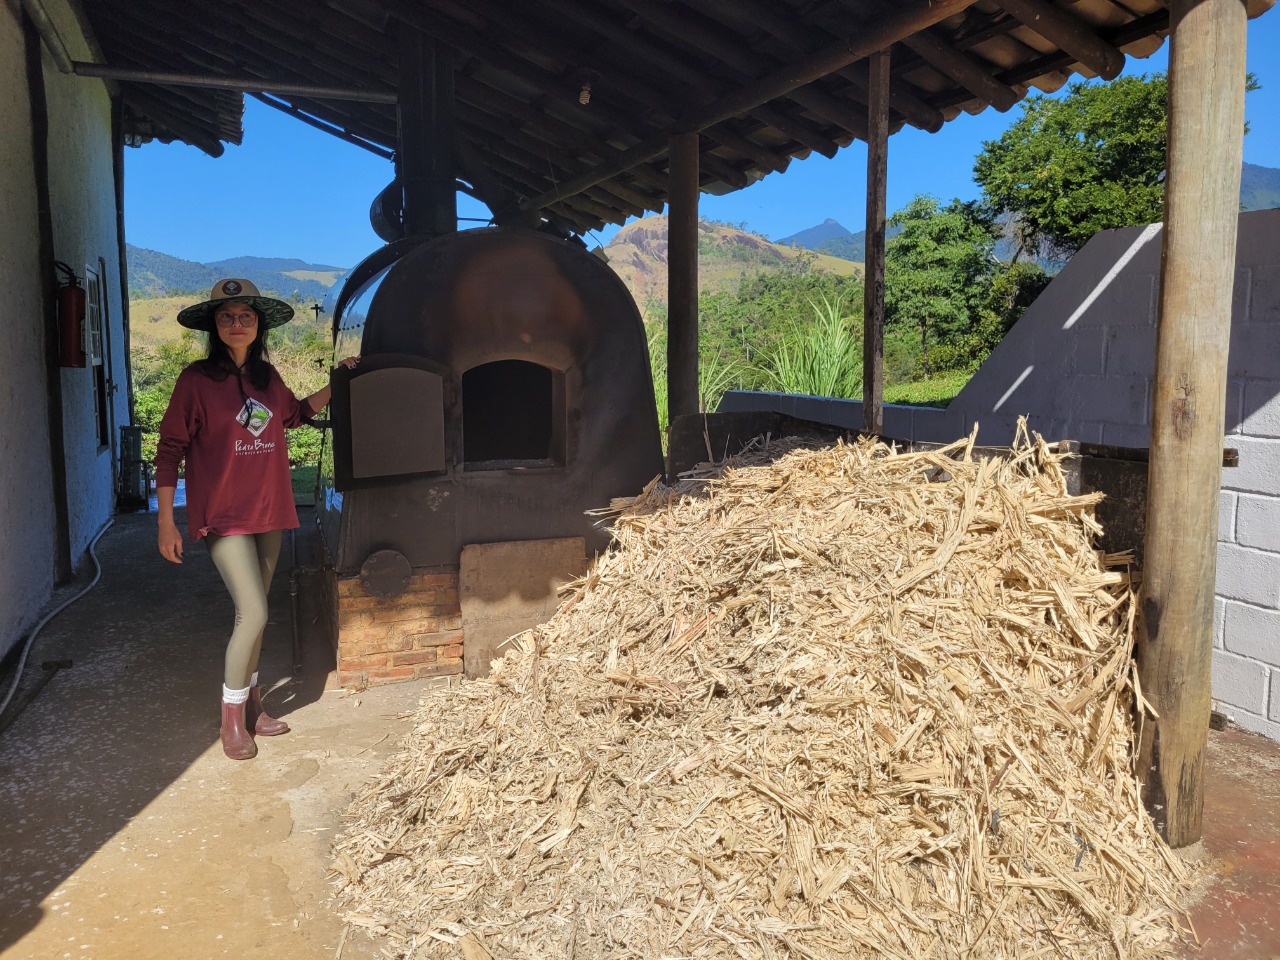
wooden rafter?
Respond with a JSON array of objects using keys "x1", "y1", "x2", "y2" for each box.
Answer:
[{"x1": 80, "y1": 0, "x2": 1205, "y2": 230}]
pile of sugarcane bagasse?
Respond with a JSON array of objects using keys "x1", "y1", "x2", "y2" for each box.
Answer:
[{"x1": 331, "y1": 422, "x2": 1200, "y2": 960}]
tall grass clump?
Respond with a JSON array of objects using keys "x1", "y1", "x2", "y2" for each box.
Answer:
[
  {"x1": 758, "y1": 294, "x2": 862, "y2": 399},
  {"x1": 647, "y1": 327, "x2": 745, "y2": 445},
  {"x1": 648, "y1": 327, "x2": 670, "y2": 438}
]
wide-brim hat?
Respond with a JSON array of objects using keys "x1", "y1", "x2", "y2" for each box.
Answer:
[{"x1": 176, "y1": 278, "x2": 295, "y2": 331}]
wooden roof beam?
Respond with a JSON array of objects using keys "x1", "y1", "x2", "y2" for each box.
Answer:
[
  {"x1": 687, "y1": 0, "x2": 936, "y2": 134},
  {"x1": 615, "y1": 0, "x2": 851, "y2": 153},
  {"x1": 483, "y1": 151, "x2": 622, "y2": 225},
  {"x1": 457, "y1": 0, "x2": 825, "y2": 165},
  {"x1": 743, "y1": 103, "x2": 842, "y2": 158},
  {"x1": 451, "y1": 72, "x2": 671, "y2": 191},
  {"x1": 394, "y1": 7, "x2": 659, "y2": 146},
  {"x1": 123, "y1": 85, "x2": 227, "y2": 155},
  {"x1": 546, "y1": 201, "x2": 603, "y2": 234},
  {"x1": 519, "y1": 0, "x2": 980, "y2": 213},
  {"x1": 661, "y1": 0, "x2": 879, "y2": 139},
  {"x1": 397, "y1": 3, "x2": 764, "y2": 187},
  {"x1": 899, "y1": 27, "x2": 1021, "y2": 112},
  {"x1": 561, "y1": 0, "x2": 854, "y2": 155},
  {"x1": 251, "y1": 93, "x2": 393, "y2": 157},
  {"x1": 148, "y1": 3, "x2": 397, "y2": 104},
  {"x1": 457, "y1": 43, "x2": 748, "y2": 193},
  {"x1": 704, "y1": 121, "x2": 790, "y2": 173},
  {"x1": 427, "y1": 0, "x2": 735, "y2": 152},
  {"x1": 486, "y1": 0, "x2": 790, "y2": 162},
  {"x1": 458, "y1": 105, "x2": 661, "y2": 211},
  {"x1": 995, "y1": 0, "x2": 1125, "y2": 80},
  {"x1": 464, "y1": 68, "x2": 747, "y2": 198},
  {"x1": 836, "y1": 63, "x2": 942, "y2": 132},
  {"x1": 930, "y1": 9, "x2": 1171, "y2": 107},
  {"x1": 453, "y1": 135, "x2": 548, "y2": 228},
  {"x1": 458, "y1": 119, "x2": 653, "y2": 219}
]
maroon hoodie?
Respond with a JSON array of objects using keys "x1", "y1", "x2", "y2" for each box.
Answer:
[{"x1": 155, "y1": 363, "x2": 315, "y2": 541}]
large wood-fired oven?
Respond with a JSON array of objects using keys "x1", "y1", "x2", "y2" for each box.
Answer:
[{"x1": 316, "y1": 227, "x2": 664, "y2": 686}]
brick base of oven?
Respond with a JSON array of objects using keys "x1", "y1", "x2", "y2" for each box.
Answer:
[{"x1": 329, "y1": 569, "x2": 464, "y2": 688}]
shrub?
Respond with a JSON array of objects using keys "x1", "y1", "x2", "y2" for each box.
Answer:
[{"x1": 757, "y1": 295, "x2": 862, "y2": 400}]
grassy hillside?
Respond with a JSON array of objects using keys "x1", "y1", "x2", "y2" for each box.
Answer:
[
  {"x1": 127, "y1": 246, "x2": 223, "y2": 297},
  {"x1": 205, "y1": 255, "x2": 346, "y2": 274},
  {"x1": 606, "y1": 215, "x2": 860, "y2": 318},
  {"x1": 128, "y1": 295, "x2": 206, "y2": 351},
  {"x1": 284, "y1": 268, "x2": 345, "y2": 285}
]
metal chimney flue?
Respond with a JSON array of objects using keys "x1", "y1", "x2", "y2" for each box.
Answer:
[{"x1": 396, "y1": 25, "x2": 455, "y2": 238}]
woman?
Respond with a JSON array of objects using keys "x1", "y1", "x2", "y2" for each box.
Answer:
[{"x1": 156, "y1": 278, "x2": 358, "y2": 760}]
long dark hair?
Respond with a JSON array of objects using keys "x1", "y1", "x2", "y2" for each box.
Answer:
[{"x1": 195, "y1": 303, "x2": 273, "y2": 390}]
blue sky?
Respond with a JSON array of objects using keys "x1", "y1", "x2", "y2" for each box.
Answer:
[{"x1": 125, "y1": 13, "x2": 1280, "y2": 269}]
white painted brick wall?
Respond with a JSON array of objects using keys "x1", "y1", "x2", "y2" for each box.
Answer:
[
  {"x1": 1227, "y1": 436, "x2": 1280, "y2": 497},
  {"x1": 1214, "y1": 544, "x2": 1280, "y2": 607},
  {"x1": 1243, "y1": 380, "x2": 1280, "y2": 435},
  {"x1": 1221, "y1": 601, "x2": 1280, "y2": 662},
  {"x1": 1236, "y1": 495, "x2": 1280, "y2": 551},
  {"x1": 719, "y1": 209, "x2": 1280, "y2": 740},
  {"x1": 1211, "y1": 650, "x2": 1270, "y2": 713},
  {"x1": 1218, "y1": 490, "x2": 1238, "y2": 541}
]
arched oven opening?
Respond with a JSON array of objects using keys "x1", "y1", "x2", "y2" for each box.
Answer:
[{"x1": 462, "y1": 359, "x2": 565, "y2": 469}]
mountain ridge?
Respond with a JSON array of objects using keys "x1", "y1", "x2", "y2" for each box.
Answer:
[
  {"x1": 604, "y1": 215, "x2": 861, "y2": 315},
  {"x1": 1241, "y1": 161, "x2": 1280, "y2": 213},
  {"x1": 774, "y1": 161, "x2": 1280, "y2": 265},
  {"x1": 127, "y1": 244, "x2": 346, "y2": 302}
]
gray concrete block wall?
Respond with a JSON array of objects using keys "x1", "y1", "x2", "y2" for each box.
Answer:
[{"x1": 720, "y1": 209, "x2": 1280, "y2": 740}]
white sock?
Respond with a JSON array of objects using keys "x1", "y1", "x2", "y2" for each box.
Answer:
[
  {"x1": 250, "y1": 672, "x2": 260, "y2": 689},
  {"x1": 222, "y1": 684, "x2": 250, "y2": 705}
]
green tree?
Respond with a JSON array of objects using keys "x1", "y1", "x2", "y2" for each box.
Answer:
[
  {"x1": 942, "y1": 261, "x2": 1053, "y2": 371},
  {"x1": 698, "y1": 270, "x2": 863, "y2": 381},
  {"x1": 884, "y1": 196, "x2": 997, "y2": 375},
  {"x1": 974, "y1": 75, "x2": 1168, "y2": 257}
]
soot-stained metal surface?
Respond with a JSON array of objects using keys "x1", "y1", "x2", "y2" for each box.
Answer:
[{"x1": 318, "y1": 227, "x2": 664, "y2": 574}]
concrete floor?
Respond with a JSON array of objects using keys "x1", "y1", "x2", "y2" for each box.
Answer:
[
  {"x1": 0, "y1": 509, "x2": 1277, "y2": 960},
  {"x1": 0, "y1": 509, "x2": 431, "y2": 960}
]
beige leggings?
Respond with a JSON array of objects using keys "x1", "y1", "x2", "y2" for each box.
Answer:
[{"x1": 206, "y1": 530, "x2": 283, "y2": 689}]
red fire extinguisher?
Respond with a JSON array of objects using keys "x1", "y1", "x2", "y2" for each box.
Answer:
[{"x1": 55, "y1": 261, "x2": 87, "y2": 368}]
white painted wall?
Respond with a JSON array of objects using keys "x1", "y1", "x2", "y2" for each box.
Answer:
[
  {"x1": 41, "y1": 0, "x2": 129, "y2": 558},
  {"x1": 721, "y1": 208, "x2": 1280, "y2": 739},
  {"x1": 0, "y1": 0, "x2": 131, "y2": 661},
  {"x1": 0, "y1": 0, "x2": 59, "y2": 662}
]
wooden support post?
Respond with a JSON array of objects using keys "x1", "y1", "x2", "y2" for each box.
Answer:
[
  {"x1": 668, "y1": 132, "x2": 700, "y2": 427},
  {"x1": 863, "y1": 49, "x2": 889, "y2": 437},
  {"x1": 1136, "y1": 0, "x2": 1248, "y2": 849}
]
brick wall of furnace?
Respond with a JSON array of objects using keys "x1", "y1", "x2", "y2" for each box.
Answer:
[{"x1": 331, "y1": 570, "x2": 464, "y2": 688}]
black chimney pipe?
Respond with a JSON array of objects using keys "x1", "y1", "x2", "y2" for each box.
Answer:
[{"x1": 396, "y1": 26, "x2": 456, "y2": 237}]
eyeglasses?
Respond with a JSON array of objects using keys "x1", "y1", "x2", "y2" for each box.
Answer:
[{"x1": 215, "y1": 311, "x2": 259, "y2": 328}]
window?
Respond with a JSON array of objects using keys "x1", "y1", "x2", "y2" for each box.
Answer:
[
  {"x1": 462, "y1": 360, "x2": 564, "y2": 469},
  {"x1": 85, "y1": 265, "x2": 110, "y2": 451}
]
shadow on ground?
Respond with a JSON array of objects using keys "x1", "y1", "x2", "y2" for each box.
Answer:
[{"x1": 0, "y1": 507, "x2": 426, "y2": 959}]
